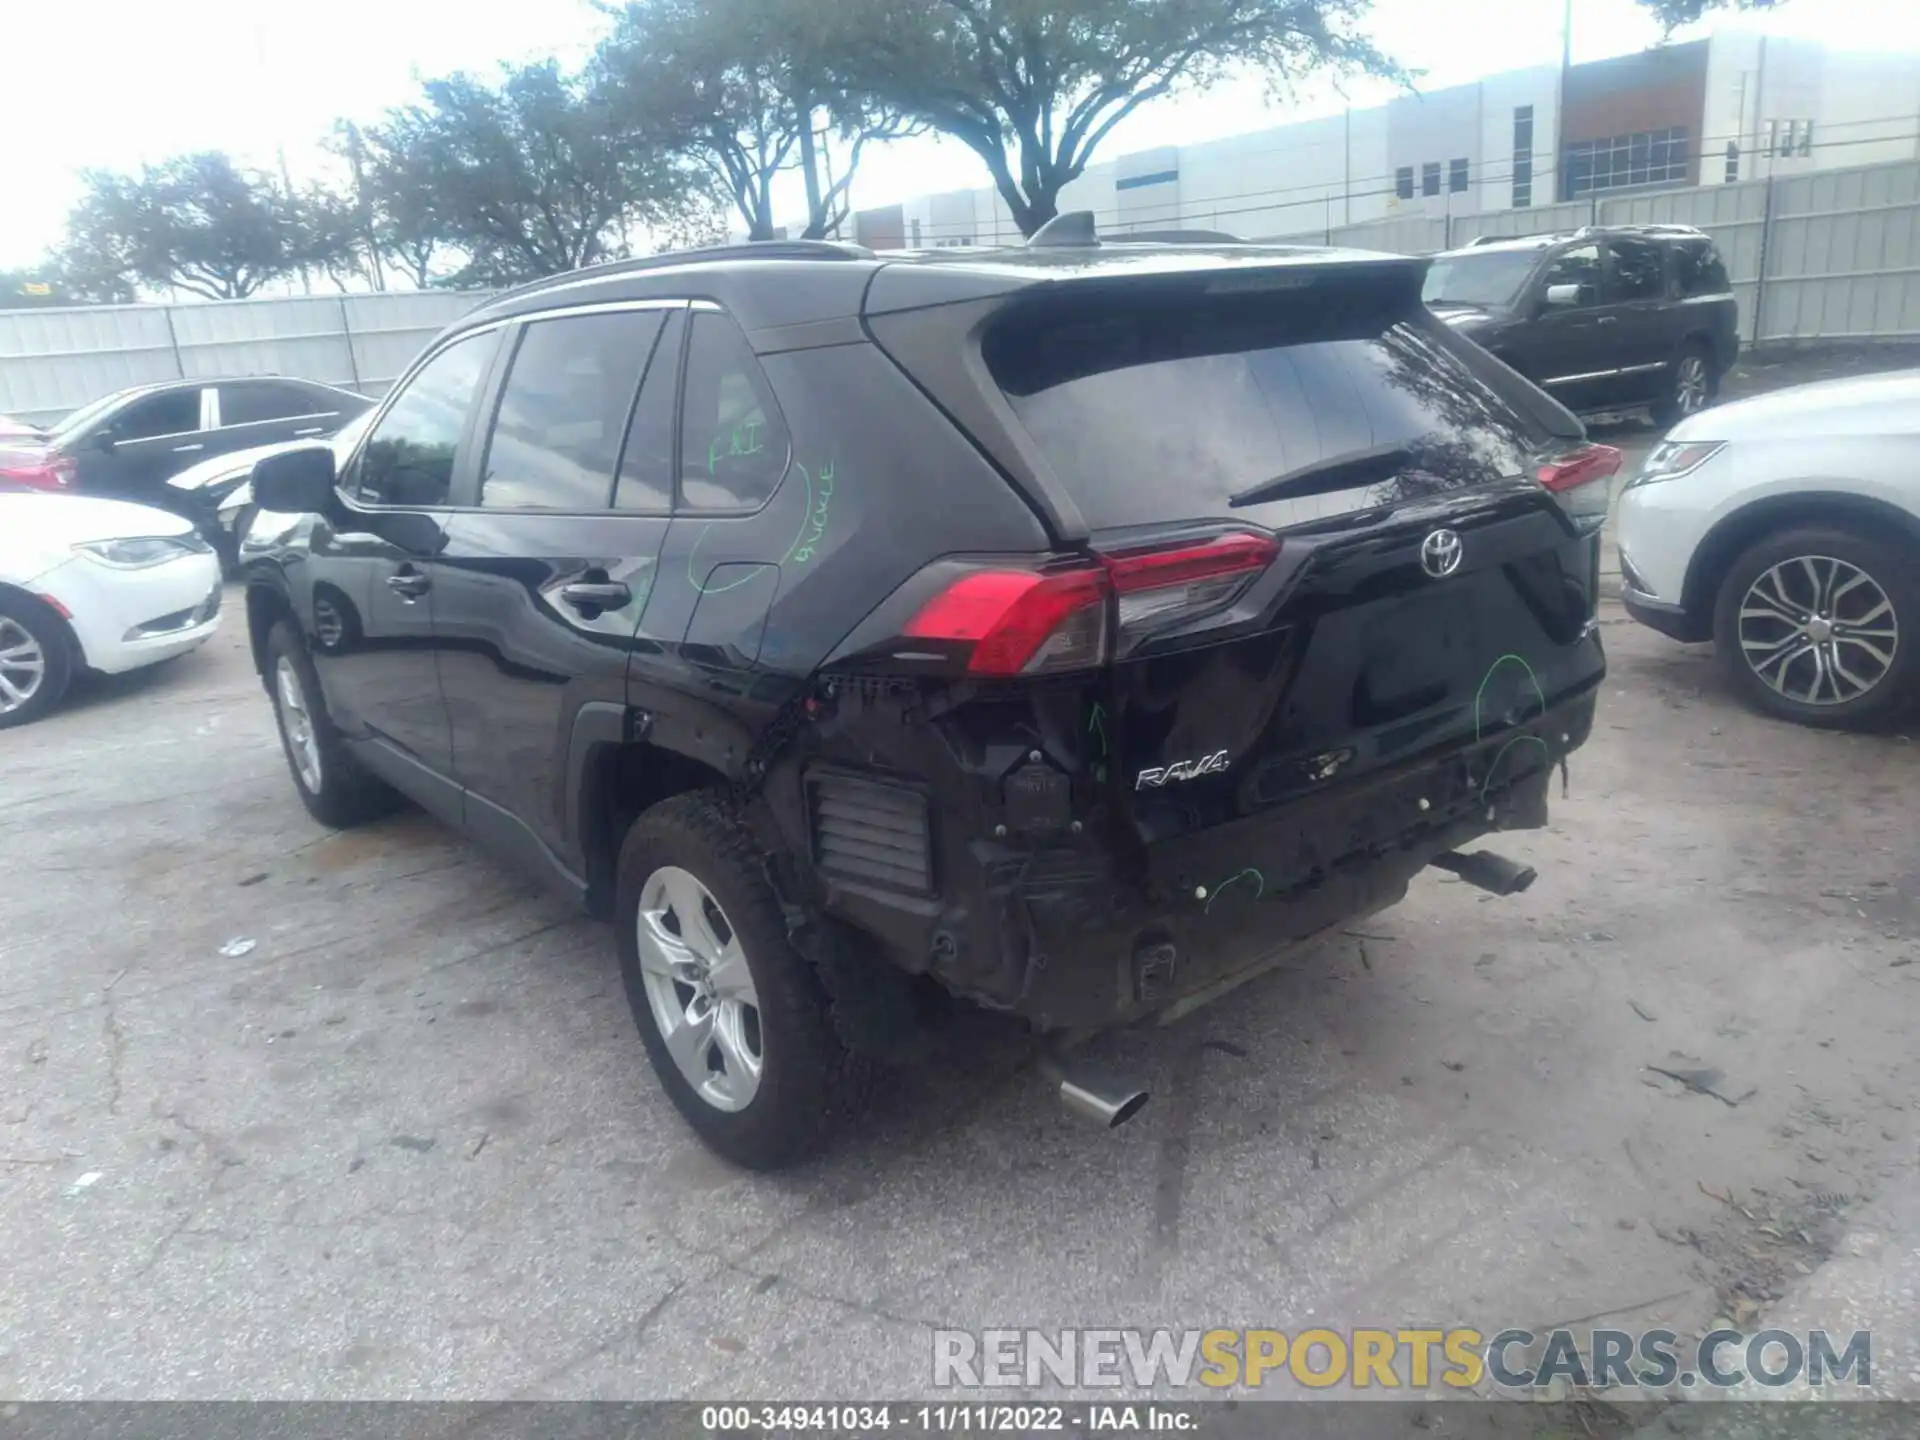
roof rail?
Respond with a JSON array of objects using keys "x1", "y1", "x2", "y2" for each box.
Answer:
[
  {"x1": 481, "y1": 237, "x2": 876, "y2": 305},
  {"x1": 1467, "y1": 220, "x2": 1708, "y2": 249},
  {"x1": 1467, "y1": 231, "x2": 1565, "y2": 246},
  {"x1": 1573, "y1": 222, "x2": 1708, "y2": 239}
]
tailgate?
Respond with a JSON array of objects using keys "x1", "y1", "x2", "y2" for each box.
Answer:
[
  {"x1": 1108, "y1": 486, "x2": 1603, "y2": 852},
  {"x1": 969, "y1": 260, "x2": 1604, "y2": 851}
]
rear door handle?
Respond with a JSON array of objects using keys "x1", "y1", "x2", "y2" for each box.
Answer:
[
  {"x1": 172, "y1": 443, "x2": 204, "y2": 453},
  {"x1": 386, "y1": 570, "x2": 432, "y2": 600},
  {"x1": 1596, "y1": 316, "x2": 1619, "y2": 325},
  {"x1": 559, "y1": 580, "x2": 631, "y2": 612}
]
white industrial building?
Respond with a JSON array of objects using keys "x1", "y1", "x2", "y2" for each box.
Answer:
[{"x1": 851, "y1": 32, "x2": 1920, "y2": 249}]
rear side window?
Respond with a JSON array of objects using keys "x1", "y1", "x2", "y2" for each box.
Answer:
[
  {"x1": 480, "y1": 310, "x2": 663, "y2": 511},
  {"x1": 1676, "y1": 241, "x2": 1731, "y2": 297},
  {"x1": 1607, "y1": 238, "x2": 1666, "y2": 302},
  {"x1": 222, "y1": 384, "x2": 330, "y2": 426},
  {"x1": 678, "y1": 311, "x2": 789, "y2": 511},
  {"x1": 985, "y1": 284, "x2": 1550, "y2": 530},
  {"x1": 114, "y1": 390, "x2": 201, "y2": 440}
]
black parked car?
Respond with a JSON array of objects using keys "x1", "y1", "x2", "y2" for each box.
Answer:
[
  {"x1": 0, "y1": 376, "x2": 371, "y2": 502},
  {"x1": 1423, "y1": 224, "x2": 1740, "y2": 425},
  {"x1": 244, "y1": 226, "x2": 1614, "y2": 1168}
]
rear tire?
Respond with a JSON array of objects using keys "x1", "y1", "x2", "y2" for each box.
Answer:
[
  {"x1": 1712, "y1": 525, "x2": 1918, "y2": 729},
  {"x1": 616, "y1": 792, "x2": 870, "y2": 1169},
  {"x1": 1652, "y1": 340, "x2": 1716, "y2": 427},
  {"x1": 0, "y1": 594, "x2": 74, "y2": 729},
  {"x1": 264, "y1": 621, "x2": 403, "y2": 826}
]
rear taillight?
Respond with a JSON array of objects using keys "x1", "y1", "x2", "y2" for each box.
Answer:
[
  {"x1": 0, "y1": 455, "x2": 75, "y2": 492},
  {"x1": 902, "y1": 533, "x2": 1279, "y2": 676},
  {"x1": 904, "y1": 566, "x2": 1108, "y2": 675},
  {"x1": 1537, "y1": 443, "x2": 1621, "y2": 533},
  {"x1": 1538, "y1": 444, "x2": 1622, "y2": 494}
]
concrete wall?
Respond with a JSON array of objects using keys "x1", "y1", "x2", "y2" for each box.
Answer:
[
  {"x1": 1176, "y1": 109, "x2": 1380, "y2": 238},
  {"x1": 1478, "y1": 67, "x2": 1563, "y2": 213},
  {"x1": 1386, "y1": 81, "x2": 1482, "y2": 219}
]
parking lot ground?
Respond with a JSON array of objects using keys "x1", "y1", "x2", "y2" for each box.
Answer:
[{"x1": 3, "y1": 583, "x2": 1917, "y2": 1407}]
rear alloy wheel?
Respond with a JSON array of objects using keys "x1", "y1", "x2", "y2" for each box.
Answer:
[
  {"x1": 634, "y1": 865, "x2": 766, "y2": 1112},
  {"x1": 616, "y1": 792, "x2": 870, "y2": 1169},
  {"x1": 0, "y1": 599, "x2": 73, "y2": 730},
  {"x1": 1653, "y1": 343, "x2": 1715, "y2": 426},
  {"x1": 1713, "y1": 526, "x2": 1918, "y2": 728}
]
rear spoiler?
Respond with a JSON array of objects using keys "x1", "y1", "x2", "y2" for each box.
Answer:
[{"x1": 1426, "y1": 320, "x2": 1586, "y2": 443}]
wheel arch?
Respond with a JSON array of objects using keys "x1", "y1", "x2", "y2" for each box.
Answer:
[
  {"x1": 244, "y1": 578, "x2": 298, "y2": 681},
  {"x1": 1681, "y1": 491, "x2": 1920, "y2": 624},
  {"x1": 0, "y1": 582, "x2": 85, "y2": 667},
  {"x1": 569, "y1": 704, "x2": 741, "y2": 918}
]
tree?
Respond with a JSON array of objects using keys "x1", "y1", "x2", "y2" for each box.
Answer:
[
  {"x1": 62, "y1": 152, "x2": 304, "y2": 300},
  {"x1": 288, "y1": 184, "x2": 371, "y2": 293},
  {"x1": 1635, "y1": 0, "x2": 1779, "y2": 28},
  {"x1": 602, "y1": 0, "x2": 906, "y2": 241},
  {"x1": 830, "y1": 0, "x2": 1398, "y2": 237},
  {"x1": 382, "y1": 57, "x2": 690, "y2": 286},
  {"x1": 348, "y1": 114, "x2": 446, "y2": 289}
]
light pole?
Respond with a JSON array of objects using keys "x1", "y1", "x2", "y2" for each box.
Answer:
[{"x1": 1556, "y1": 0, "x2": 1573, "y2": 202}]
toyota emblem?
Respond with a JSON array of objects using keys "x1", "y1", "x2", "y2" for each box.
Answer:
[{"x1": 1420, "y1": 528, "x2": 1463, "y2": 579}]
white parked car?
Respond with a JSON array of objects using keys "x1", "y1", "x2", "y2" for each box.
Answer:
[
  {"x1": 0, "y1": 494, "x2": 223, "y2": 727},
  {"x1": 1617, "y1": 369, "x2": 1920, "y2": 727}
]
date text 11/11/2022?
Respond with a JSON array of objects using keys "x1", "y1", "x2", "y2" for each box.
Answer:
[{"x1": 699, "y1": 1405, "x2": 1196, "y2": 1432}]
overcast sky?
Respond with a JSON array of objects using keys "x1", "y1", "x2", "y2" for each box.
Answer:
[{"x1": 3, "y1": 0, "x2": 1916, "y2": 270}]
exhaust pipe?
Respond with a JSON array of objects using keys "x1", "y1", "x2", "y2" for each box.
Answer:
[
  {"x1": 1430, "y1": 848, "x2": 1537, "y2": 897},
  {"x1": 1039, "y1": 1050, "x2": 1150, "y2": 1129}
]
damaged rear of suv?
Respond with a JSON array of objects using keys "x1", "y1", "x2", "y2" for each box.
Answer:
[
  {"x1": 817, "y1": 238, "x2": 1612, "y2": 1090},
  {"x1": 245, "y1": 227, "x2": 1610, "y2": 1169}
]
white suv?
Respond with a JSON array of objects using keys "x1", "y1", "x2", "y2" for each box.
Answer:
[{"x1": 1617, "y1": 369, "x2": 1920, "y2": 727}]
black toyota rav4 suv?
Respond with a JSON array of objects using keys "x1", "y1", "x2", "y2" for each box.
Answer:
[
  {"x1": 244, "y1": 228, "x2": 1613, "y2": 1168},
  {"x1": 1423, "y1": 224, "x2": 1740, "y2": 425}
]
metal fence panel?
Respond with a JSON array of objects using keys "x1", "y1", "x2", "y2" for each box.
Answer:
[
  {"x1": 1449, "y1": 200, "x2": 1593, "y2": 246},
  {"x1": 338, "y1": 290, "x2": 489, "y2": 396},
  {"x1": 1756, "y1": 161, "x2": 1920, "y2": 344},
  {"x1": 0, "y1": 289, "x2": 491, "y2": 426},
  {"x1": 0, "y1": 307, "x2": 181, "y2": 425},
  {"x1": 169, "y1": 296, "x2": 360, "y2": 392},
  {"x1": 1322, "y1": 214, "x2": 1451, "y2": 254}
]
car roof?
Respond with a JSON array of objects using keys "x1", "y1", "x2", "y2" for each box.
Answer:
[
  {"x1": 461, "y1": 237, "x2": 1427, "y2": 338},
  {"x1": 97, "y1": 375, "x2": 352, "y2": 404},
  {"x1": 1439, "y1": 224, "x2": 1711, "y2": 259},
  {"x1": 1443, "y1": 235, "x2": 1561, "y2": 256}
]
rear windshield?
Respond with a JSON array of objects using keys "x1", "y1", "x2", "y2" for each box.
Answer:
[{"x1": 986, "y1": 284, "x2": 1551, "y2": 531}]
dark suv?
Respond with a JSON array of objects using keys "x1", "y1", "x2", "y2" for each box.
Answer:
[
  {"x1": 1423, "y1": 225, "x2": 1740, "y2": 425},
  {"x1": 244, "y1": 229, "x2": 1613, "y2": 1168}
]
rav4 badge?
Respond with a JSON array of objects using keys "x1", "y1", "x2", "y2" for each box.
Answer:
[{"x1": 1135, "y1": 751, "x2": 1231, "y2": 790}]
